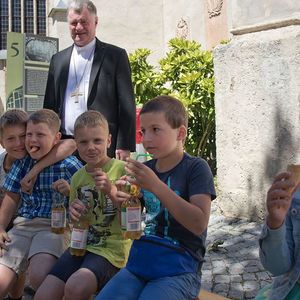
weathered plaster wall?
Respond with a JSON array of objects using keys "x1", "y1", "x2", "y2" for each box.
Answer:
[
  {"x1": 214, "y1": 24, "x2": 300, "y2": 220},
  {"x1": 232, "y1": 0, "x2": 300, "y2": 30},
  {"x1": 48, "y1": 0, "x2": 220, "y2": 64}
]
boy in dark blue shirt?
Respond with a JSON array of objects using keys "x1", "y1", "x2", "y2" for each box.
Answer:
[{"x1": 96, "y1": 95, "x2": 216, "y2": 300}]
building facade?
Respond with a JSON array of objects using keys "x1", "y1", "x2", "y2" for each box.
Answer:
[{"x1": 0, "y1": 0, "x2": 230, "y2": 111}]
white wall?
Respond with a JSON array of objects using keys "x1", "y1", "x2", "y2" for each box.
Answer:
[
  {"x1": 232, "y1": 0, "x2": 300, "y2": 30},
  {"x1": 214, "y1": 0, "x2": 300, "y2": 220},
  {"x1": 48, "y1": 0, "x2": 213, "y2": 64}
]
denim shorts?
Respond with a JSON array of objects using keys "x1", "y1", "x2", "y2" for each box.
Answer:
[{"x1": 95, "y1": 267, "x2": 201, "y2": 300}]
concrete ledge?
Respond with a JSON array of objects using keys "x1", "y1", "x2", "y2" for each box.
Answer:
[
  {"x1": 198, "y1": 289, "x2": 231, "y2": 300},
  {"x1": 231, "y1": 17, "x2": 300, "y2": 35}
]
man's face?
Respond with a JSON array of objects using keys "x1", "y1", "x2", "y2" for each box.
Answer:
[
  {"x1": 25, "y1": 121, "x2": 61, "y2": 160},
  {"x1": 0, "y1": 125, "x2": 27, "y2": 160},
  {"x1": 68, "y1": 6, "x2": 98, "y2": 47}
]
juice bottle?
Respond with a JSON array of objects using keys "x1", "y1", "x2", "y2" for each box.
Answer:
[
  {"x1": 70, "y1": 189, "x2": 91, "y2": 256},
  {"x1": 119, "y1": 181, "x2": 142, "y2": 240},
  {"x1": 51, "y1": 191, "x2": 66, "y2": 234}
]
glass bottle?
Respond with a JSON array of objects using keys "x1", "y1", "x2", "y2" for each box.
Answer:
[
  {"x1": 119, "y1": 181, "x2": 142, "y2": 240},
  {"x1": 70, "y1": 188, "x2": 91, "y2": 256},
  {"x1": 51, "y1": 191, "x2": 66, "y2": 234}
]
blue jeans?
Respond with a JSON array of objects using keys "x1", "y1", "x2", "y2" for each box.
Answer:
[{"x1": 95, "y1": 268, "x2": 201, "y2": 300}]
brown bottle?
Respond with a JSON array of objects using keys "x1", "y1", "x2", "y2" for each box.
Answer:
[
  {"x1": 70, "y1": 189, "x2": 91, "y2": 256},
  {"x1": 119, "y1": 181, "x2": 142, "y2": 240},
  {"x1": 51, "y1": 191, "x2": 66, "y2": 234}
]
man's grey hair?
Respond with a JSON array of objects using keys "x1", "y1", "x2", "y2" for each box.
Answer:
[{"x1": 67, "y1": 0, "x2": 97, "y2": 16}]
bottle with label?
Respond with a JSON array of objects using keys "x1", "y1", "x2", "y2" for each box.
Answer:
[
  {"x1": 119, "y1": 181, "x2": 142, "y2": 240},
  {"x1": 51, "y1": 191, "x2": 66, "y2": 234},
  {"x1": 70, "y1": 189, "x2": 91, "y2": 256}
]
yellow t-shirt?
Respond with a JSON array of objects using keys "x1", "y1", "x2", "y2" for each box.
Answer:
[{"x1": 69, "y1": 158, "x2": 131, "y2": 268}]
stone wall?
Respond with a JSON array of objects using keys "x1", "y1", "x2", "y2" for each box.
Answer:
[{"x1": 214, "y1": 2, "x2": 300, "y2": 220}]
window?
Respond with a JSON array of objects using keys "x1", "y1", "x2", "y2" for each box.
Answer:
[
  {"x1": 12, "y1": 0, "x2": 22, "y2": 33},
  {"x1": 37, "y1": 0, "x2": 46, "y2": 35},
  {"x1": 25, "y1": 0, "x2": 34, "y2": 34},
  {"x1": 0, "y1": 0, "x2": 47, "y2": 50},
  {"x1": 0, "y1": 0, "x2": 9, "y2": 49}
]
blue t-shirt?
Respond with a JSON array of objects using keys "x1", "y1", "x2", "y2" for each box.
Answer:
[
  {"x1": 142, "y1": 152, "x2": 216, "y2": 260},
  {"x1": 126, "y1": 153, "x2": 216, "y2": 279}
]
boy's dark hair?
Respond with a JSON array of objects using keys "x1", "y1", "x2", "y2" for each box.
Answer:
[
  {"x1": 28, "y1": 109, "x2": 61, "y2": 133},
  {"x1": 74, "y1": 110, "x2": 109, "y2": 135},
  {"x1": 0, "y1": 109, "x2": 28, "y2": 139},
  {"x1": 140, "y1": 95, "x2": 188, "y2": 128}
]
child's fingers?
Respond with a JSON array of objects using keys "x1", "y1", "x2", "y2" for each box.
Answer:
[
  {"x1": 268, "y1": 187, "x2": 290, "y2": 200},
  {"x1": 269, "y1": 178, "x2": 294, "y2": 195},
  {"x1": 69, "y1": 207, "x2": 81, "y2": 222},
  {"x1": 272, "y1": 171, "x2": 290, "y2": 183},
  {"x1": 88, "y1": 168, "x2": 104, "y2": 178},
  {"x1": 0, "y1": 234, "x2": 10, "y2": 255}
]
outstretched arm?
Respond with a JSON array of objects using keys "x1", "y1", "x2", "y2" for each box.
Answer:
[{"x1": 21, "y1": 139, "x2": 76, "y2": 193}]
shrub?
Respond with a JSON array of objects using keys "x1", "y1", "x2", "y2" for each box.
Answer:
[{"x1": 129, "y1": 38, "x2": 216, "y2": 174}]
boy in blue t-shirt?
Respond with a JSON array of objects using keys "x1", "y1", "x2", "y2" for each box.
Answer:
[{"x1": 96, "y1": 95, "x2": 216, "y2": 300}]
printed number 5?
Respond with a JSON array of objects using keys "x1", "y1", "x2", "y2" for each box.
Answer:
[{"x1": 10, "y1": 42, "x2": 19, "y2": 57}]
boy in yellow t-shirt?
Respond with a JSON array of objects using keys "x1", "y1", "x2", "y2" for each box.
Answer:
[{"x1": 35, "y1": 110, "x2": 131, "y2": 300}]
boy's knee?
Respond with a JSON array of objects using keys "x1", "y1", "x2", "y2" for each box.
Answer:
[
  {"x1": 34, "y1": 289, "x2": 46, "y2": 300},
  {"x1": 28, "y1": 253, "x2": 57, "y2": 290},
  {"x1": 64, "y1": 281, "x2": 85, "y2": 300},
  {"x1": 28, "y1": 271, "x2": 42, "y2": 291}
]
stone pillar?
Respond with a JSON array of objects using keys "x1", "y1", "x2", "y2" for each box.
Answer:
[
  {"x1": 214, "y1": 0, "x2": 300, "y2": 220},
  {"x1": 204, "y1": 0, "x2": 230, "y2": 49}
]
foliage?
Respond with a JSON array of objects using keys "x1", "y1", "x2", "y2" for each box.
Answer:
[{"x1": 129, "y1": 38, "x2": 216, "y2": 174}]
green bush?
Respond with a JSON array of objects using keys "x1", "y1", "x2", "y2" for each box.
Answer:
[{"x1": 129, "y1": 38, "x2": 216, "y2": 174}]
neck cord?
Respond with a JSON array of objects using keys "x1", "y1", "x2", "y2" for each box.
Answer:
[{"x1": 73, "y1": 46, "x2": 95, "y2": 90}]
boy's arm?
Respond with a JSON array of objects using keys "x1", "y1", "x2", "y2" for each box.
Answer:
[
  {"x1": 125, "y1": 158, "x2": 212, "y2": 236},
  {"x1": 21, "y1": 139, "x2": 77, "y2": 193},
  {"x1": 151, "y1": 181, "x2": 211, "y2": 235},
  {"x1": 0, "y1": 191, "x2": 20, "y2": 230},
  {"x1": 0, "y1": 191, "x2": 20, "y2": 254}
]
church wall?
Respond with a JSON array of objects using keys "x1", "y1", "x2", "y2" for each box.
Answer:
[{"x1": 214, "y1": 0, "x2": 300, "y2": 220}]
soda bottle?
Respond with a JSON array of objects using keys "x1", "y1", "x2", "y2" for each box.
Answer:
[
  {"x1": 70, "y1": 188, "x2": 91, "y2": 256},
  {"x1": 118, "y1": 181, "x2": 142, "y2": 240},
  {"x1": 51, "y1": 191, "x2": 66, "y2": 234}
]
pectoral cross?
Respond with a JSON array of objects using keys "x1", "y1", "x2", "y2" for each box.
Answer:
[{"x1": 70, "y1": 87, "x2": 84, "y2": 103}]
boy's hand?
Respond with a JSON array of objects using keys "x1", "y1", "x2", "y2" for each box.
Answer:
[
  {"x1": 52, "y1": 179, "x2": 70, "y2": 197},
  {"x1": 89, "y1": 168, "x2": 112, "y2": 195},
  {"x1": 266, "y1": 172, "x2": 295, "y2": 229},
  {"x1": 0, "y1": 226, "x2": 10, "y2": 256},
  {"x1": 69, "y1": 199, "x2": 86, "y2": 223},
  {"x1": 115, "y1": 149, "x2": 130, "y2": 161},
  {"x1": 125, "y1": 158, "x2": 160, "y2": 192},
  {"x1": 20, "y1": 174, "x2": 37, "y2": 194},
  {"x1": 114, "y1": 179, "x2": 132, "y2": 208}
]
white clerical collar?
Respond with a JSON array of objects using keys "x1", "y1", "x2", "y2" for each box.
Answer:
[{"x1": 74, "y1": 38, "x2": 96, "y2": 54}]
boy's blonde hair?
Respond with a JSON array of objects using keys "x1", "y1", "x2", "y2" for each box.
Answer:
[
  {"x1": 28, "y1": 109, "x2": 61, "y2": 133},
  {"x1": 0, "y1": 109, "x2": 28, "y2": 139},
  {"x1": 74, "y1": 110, "x2": 109, "y2": 135},
  {"x1": 140, "y1": 95, "x2": 188, "y2": 129}
]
